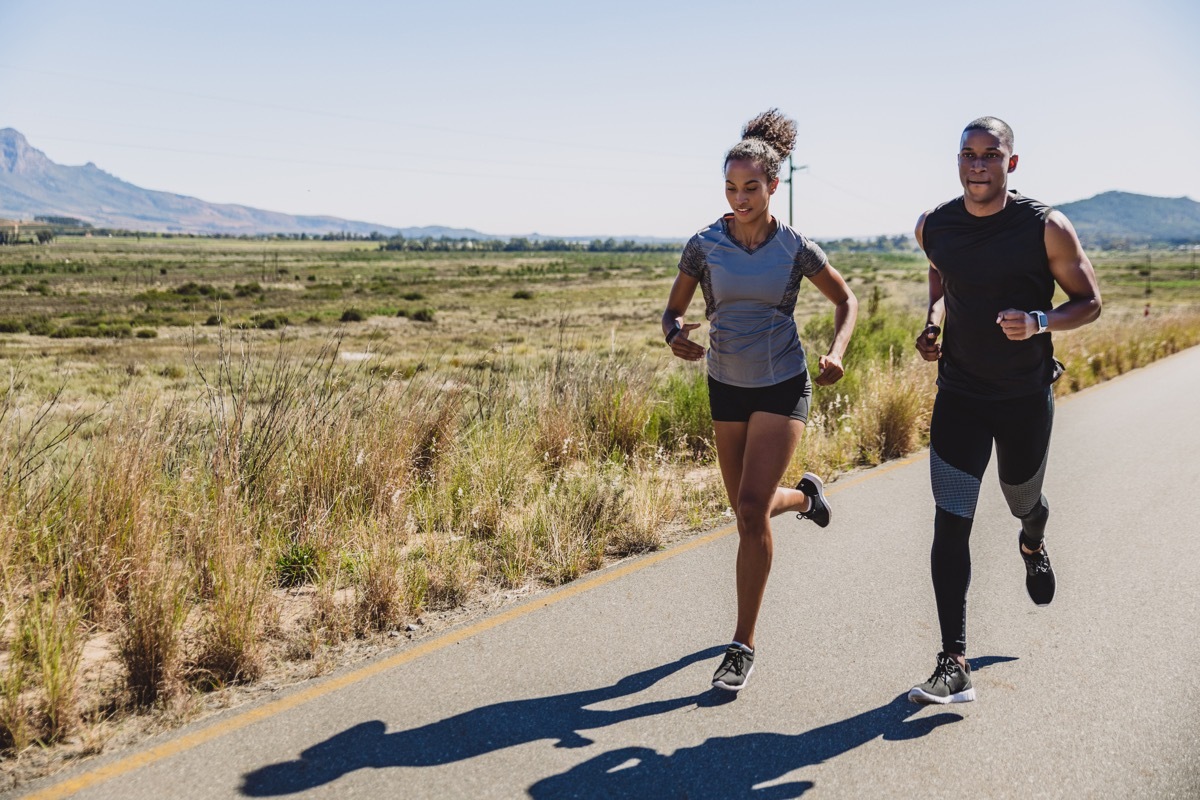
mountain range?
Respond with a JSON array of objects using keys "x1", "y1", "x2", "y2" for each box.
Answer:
[
  {"x1": 1055, "y1": 191, "x2": 1200, "y2": 247},
  {"x1": 2, "y1": 128, "x2": 1198, "y2": 244}
]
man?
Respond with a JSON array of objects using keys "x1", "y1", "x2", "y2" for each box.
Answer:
[{"x1": 907, "y1": 117, "x2": 1102, "y2": 704}]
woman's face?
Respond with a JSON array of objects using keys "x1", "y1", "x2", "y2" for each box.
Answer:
[{"x1": 724, "y1": 159, "x2": 777, "y2": 227}]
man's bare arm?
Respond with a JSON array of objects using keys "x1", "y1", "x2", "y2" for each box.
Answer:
[
  {"x1": 997, "y1": 210, "x2": 1102, "y2": 340},
  {"x1": 914, "y1": 211, "x2": 945, "y2": 360}
]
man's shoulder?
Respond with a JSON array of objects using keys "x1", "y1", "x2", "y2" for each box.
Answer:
[
  {"x1": 925, "y1": 196, "x2": 965, "y2": 223},
  {"x1": 1009, "y1": 192, "x2": 1055, "y2": 221}
]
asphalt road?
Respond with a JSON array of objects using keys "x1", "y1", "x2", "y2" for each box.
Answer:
[{"x1": 20, "y1": 345, "x2": 1200, "y2": 799}]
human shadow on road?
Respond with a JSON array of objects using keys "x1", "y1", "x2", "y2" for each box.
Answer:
[
  {"x1": 526, "y1": 655, "x2": 1018, "y2": 800},
  {"x1": 240, "y1": 645, "x2": 726, "y2": 796}
]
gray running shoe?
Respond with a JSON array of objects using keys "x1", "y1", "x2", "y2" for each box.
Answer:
[
  {"x1": 908, "y1": 652, "x2": 976, "y2": 705},
  {"x1": 795, "y1": 472, "x2": 831, "y2": 527},
  {"x1": 1020, "y1": 536, "x2": 1056, "y2": 606},
  {"x1": 712, "y1": 645, "x2": 755, "y2": 692}
]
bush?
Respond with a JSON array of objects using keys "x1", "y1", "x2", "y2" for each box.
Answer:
[
  {"x1": 24, "y1": 316, "x2": 54, "y2": 336},
  {"x1": 135, "y1": 328, "x2": 158, "y2": 339},
  {"x1": 650, "y1": 368, "x2": 712, "y2": 459},
  {"x1": 275, "y1": 543, "x2": 323, "y2": 588},
  {"x1": 0, "y1": 318, "x2": 25, "y2": 333},
  {"x1": 401, "y1": 291, "x2": 425, "y2": 301},
  {"x1": 254, "y1": 314, "x2": 288, "y2": 330},
  {"x1": 340, "y1": 308, "x2": 366, "y2": 323},
  {"x1": 410, "y1": 308, "x2": 435, "y2": 323},
  {"x1": 204, "y1": 314, "x2": 222, "y2": 326},
  {"x1": 512, "y1": 289, "x2": 535, "y2": 300}
]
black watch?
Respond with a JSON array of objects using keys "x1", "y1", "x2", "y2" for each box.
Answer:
[{"x1": 666, "y1": 326, "x2": 682, "y2": 345}]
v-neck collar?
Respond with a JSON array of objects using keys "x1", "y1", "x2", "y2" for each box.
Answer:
[{"x1": 721, "y1": 214, "x2": 779, "y2": 255}]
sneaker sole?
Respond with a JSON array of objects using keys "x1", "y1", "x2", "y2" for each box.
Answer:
[
  {"x1": 907, "y1": 686, "x2": 976, "y2": 705},
  {"x1": 712, "y1": 664, "x2": 754, "y2": 692},
  {"x1": 798, "y1": 472, "x2": 831, "y2": 527}
]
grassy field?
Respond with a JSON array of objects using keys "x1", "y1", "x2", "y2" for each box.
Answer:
[{"x1": 1, "y1": 235, "x2": 1198, "y2": 780}]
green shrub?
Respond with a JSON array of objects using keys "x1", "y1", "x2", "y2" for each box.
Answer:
[
  {"x1": 401, "y1": 291, "x2": 425, "y2": 301},
  {"x1": 410, "y1": 307, "x2": 435, "y2": 323},
  {"x1": 275, "y1": 543, "x2": 323, "y2": 588},
  {"x1": 135, "y1": 328, "x2": 158, "y2": 339},
  {"x1": 340, "y1": 308, "x2": 366, "y2": 323},
  {"x1": 253, "y1": 314, "x2": 288, "y2": 330},
  {"x1": 512, "y1": 289, "x2": 535, "y2": 300},
  {"x1": 650, "y1": 368, "x2": 712, "y2": 459},
  {"x1": 24, "y1": 316, "x2": 54, "y2": 336}
]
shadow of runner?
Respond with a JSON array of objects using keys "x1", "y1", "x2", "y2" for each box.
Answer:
[
  {"x1": 240, "y1": 645, "x2": 726, "y2": 796},
  {"x1": 526, "y1": 656, "x2": 1018, "y2": 800}
]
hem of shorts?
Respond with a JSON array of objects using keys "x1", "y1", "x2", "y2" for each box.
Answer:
[{"x1": 708, "y1": 366, "x2": 809, "y2": 390}]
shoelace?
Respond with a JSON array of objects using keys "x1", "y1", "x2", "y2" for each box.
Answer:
[
  {"x1": 927, "y1": 655, "x2": 958, "y2": 687},
  {"x1": 796, "y1": 497, "x2": 818, "y2": 520},
  {"x1": 721, "y1": 649, "x2": 746, "y2": 676},
  {"x1": 1024, "y1": 549, "x2": 1051, "y2": 574}
]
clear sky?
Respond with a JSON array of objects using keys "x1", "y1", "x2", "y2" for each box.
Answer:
[{"x1": 2, "y1": 0, "x2": 1197, "y2": 239}]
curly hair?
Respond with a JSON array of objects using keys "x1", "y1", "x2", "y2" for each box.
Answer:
[
  {"x1": 723, "y1": 108, "x2": 797, "y2": 183},
  {"x1": 963, "y1": 116, "x2": 1014, "y2": 151}
]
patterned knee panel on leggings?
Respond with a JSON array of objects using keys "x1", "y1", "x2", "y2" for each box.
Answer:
[
  {"x1": 930, "y1": 448, "x2": 983, "y2": 520},
  {"x1": 999, "y1": 446, "x2": 1050, "y2": 519}
]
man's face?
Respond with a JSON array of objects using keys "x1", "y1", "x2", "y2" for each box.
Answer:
[{"x1": 957, "y1": 128, "x2": 1017, "y2": 208}]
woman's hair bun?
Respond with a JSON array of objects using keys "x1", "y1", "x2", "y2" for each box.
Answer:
[
  {"x1": 724, "y1": 108, "x2": 797, "y2": 182},
  {"x1": 741, "y1": 108, "x2": 797, "y2": 158}
]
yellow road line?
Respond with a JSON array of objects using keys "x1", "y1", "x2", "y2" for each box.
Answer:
[
  {"x1": 27, "y1": 520, "x2": 751, "y2": 799},
  {"x1": 24, "y1": 348, "x2": 1200, "y2": 798},
  {"x1": 17, "y1": 445, "x2": 997, "y2": 799}
]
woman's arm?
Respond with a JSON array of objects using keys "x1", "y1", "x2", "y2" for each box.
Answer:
[
  {"x1": 662, "y1": 272, "x2": 706, "y2": 361},
  {"x1": 806, "y1": 264, "x2": 858, "y2": 385}
]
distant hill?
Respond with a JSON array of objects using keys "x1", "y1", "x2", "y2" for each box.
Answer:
[
  {"x1": 0, "y1": 128, "x2": 406, "y2": 236},
  {"x1": 1056, "y1": 191, "x2": 1200, "y2": 247}
]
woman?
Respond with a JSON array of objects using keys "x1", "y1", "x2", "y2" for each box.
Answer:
[{"x1": 662, "y1": 108, "x2": 857, "y2": 692}]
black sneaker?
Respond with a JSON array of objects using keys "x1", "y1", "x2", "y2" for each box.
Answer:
[
  {"x1": 712, "y1": 645, "x2": 754, "y2": 692},
  {"x1": 795, "y1": 472, "x2": 831, "y2": 527},
  {"x1": 1020, "y1": 536, "x2": 1056, "y2": 606},
  {"x1": 908, "y1": 652, "x2": 976, "y2": 705}
]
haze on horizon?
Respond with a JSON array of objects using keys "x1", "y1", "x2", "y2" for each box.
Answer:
[{"x1": 2, "y1": 0, "x2": 1197, "y2": 240}]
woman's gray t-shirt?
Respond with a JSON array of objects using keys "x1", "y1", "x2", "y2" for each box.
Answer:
[{"x1": 678, "y1": 215, "x2": 828, "y2": 388}]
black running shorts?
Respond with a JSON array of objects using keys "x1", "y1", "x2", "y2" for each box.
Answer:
[{"x1": 708, "y1": 370, "x2": 812, "y2": 423}]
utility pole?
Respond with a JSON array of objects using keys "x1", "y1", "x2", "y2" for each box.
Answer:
[{"x1": 785, "y1": 155, "x2": 808, "y2": 227}]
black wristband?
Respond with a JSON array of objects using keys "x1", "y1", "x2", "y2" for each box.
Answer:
[{"x1": 665, "y1": 326, "x2": 682, "y2": 345}]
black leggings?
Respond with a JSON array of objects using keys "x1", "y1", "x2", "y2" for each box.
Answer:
[{"x1": 928, "y1": 387, "x2": 1054, "y2": 655}]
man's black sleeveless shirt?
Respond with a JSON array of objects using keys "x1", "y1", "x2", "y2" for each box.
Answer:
[{"x1": 923, "y1": 191, "x2": 1061, "y2": 399}]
